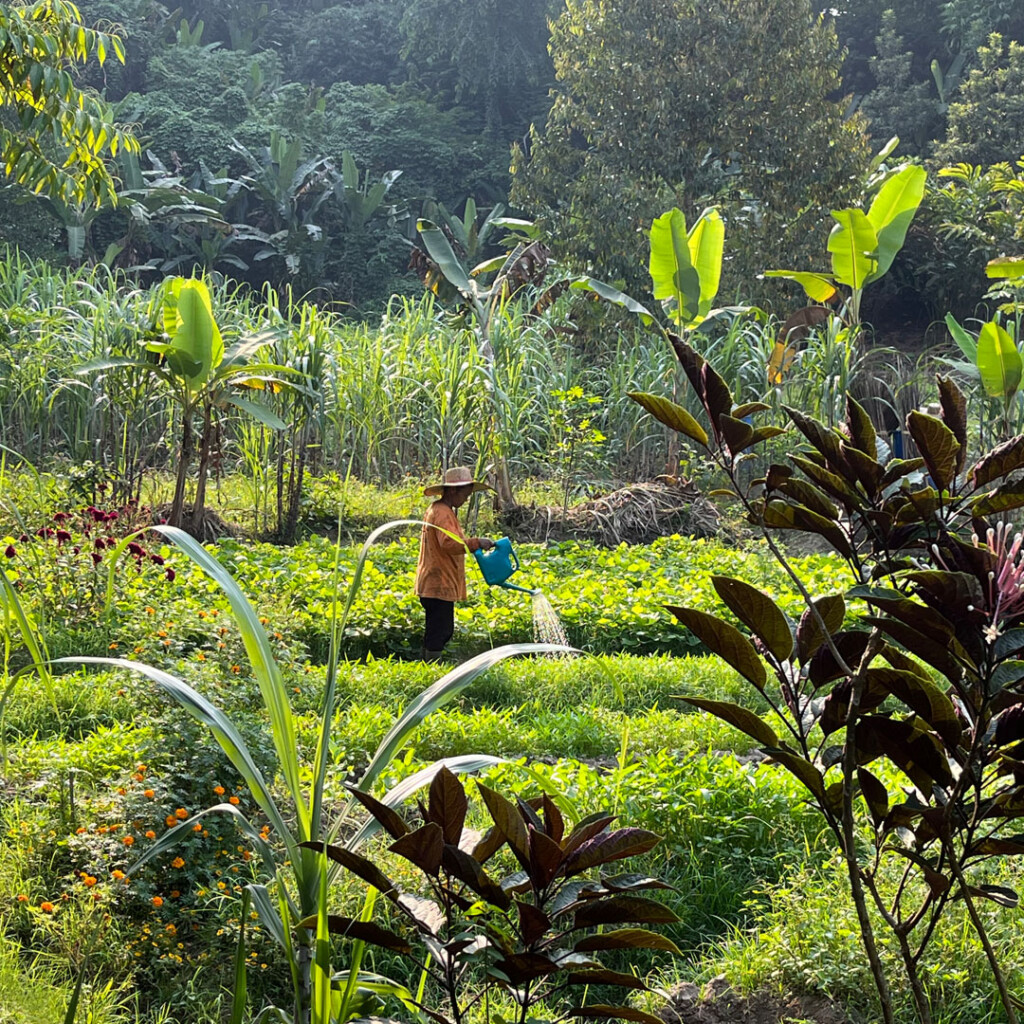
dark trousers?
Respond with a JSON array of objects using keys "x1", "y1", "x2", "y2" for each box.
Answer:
[{"x1": 420, "y1": 597, "x2": 455, "y2": 653}]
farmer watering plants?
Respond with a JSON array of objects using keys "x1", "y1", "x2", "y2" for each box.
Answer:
[{"x1": 415, "y1": 466, "x2": 496, "y2": 660}]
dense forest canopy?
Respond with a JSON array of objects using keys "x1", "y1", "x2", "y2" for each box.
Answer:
[{"x1": 1, "y1": 0, "x2": 1023, "y2": 317}]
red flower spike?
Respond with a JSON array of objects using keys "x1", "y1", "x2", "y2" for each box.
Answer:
[
  {"x1": 91, "y1": 552, "x2": 102, "y2": 565},
  {"x1": 4, "y1": 545, "x2": 14, "y2": 559},
  {"x1": 165, "y1": 567, "x2": 176, "y2": 582},
  {"x1": 94, "y1": 538, "x2": 106, "y2": 550},
  {"x1": 56, "y1": 530, "x2": 72, "y2": 545},
  {"x1": 150, "y1": 554, "x2": 165, "y2": 566}
]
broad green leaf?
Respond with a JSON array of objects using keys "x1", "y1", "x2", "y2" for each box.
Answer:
[
  {"x1": 944, "y1": 313, "x2": 977, "y2": 362},
  {"x1": 865, "y1": 164, "x2": 926, "y2": 282},
  {"x1": 222, "y1": 394, "x2": 287, "y2": 430},
  {"x1": 828, "y1": 209, "x2": 878, "y2": 291},
  {"x1": 649, "y1": 208, "x2": 700, "y2": 325},
  {"x1": 627, "y1": 391, "x2": 709, "y2": 447},
  {"x1": 570, "y1": 277, "x2": 655, "y2": 326},
  {"x1": 763, "y1": 270, "x2": 838, "y2": 304},
  {"x1": 976, "y1": 320, "x2": 1022, "y2": 399},
  {"x1": 687, "y1": 208, "x2": 724, "y2": 316},
  {"x1": 986, "y1": 256, "x2": 1024, "y2": 281},
  {"x1": 417, "y1": 219, "x2": 475, "y2": 301},
  {"x1": 164, "y1": 278, "x2": 223, "y2": 392}
]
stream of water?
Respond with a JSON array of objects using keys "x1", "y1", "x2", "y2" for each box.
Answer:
[{"x1": 531, "y1": 590, "x2": 570, "y2": 649}]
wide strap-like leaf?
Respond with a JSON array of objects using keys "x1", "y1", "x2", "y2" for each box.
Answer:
[
  {"x1": 828, "y1": 208, "x2": 878, "y2": 292},
  {"x1": 865, "y1": 164, "x2": 926, "y2": 282},
  {"x1": 687, "y1": 208, "x2": 724, "y2": 317},
  {"x1": 763, "y1": 270, "x2": 838, "y2": 304},
  {"x1": 649, "y1": 208, "x2": 701, "y2": 326},
  {"x1": 164, "y1": 277, "x2": 223, "y2": 392},
  {"x1": 976, "y1": 320, "x2": 1022, "y2": 399}
]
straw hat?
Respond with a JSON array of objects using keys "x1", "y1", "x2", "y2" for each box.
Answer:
[{"x1": 423, "y1": 466, "x2": 493, "y2": 497}]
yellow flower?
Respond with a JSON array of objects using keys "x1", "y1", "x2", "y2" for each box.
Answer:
[
  {"x1": 165, "y1": 816, "x2": 177, "y2": 827},
  {"x1": 151, "y1": 896, "x2": 163, "y2": 907},
  {"x1": 145, "y1": 830, "x2": 156, "y2": 839},
  {"x1": 174, "y1": 808, "x2": 188, "y2": 819},
  {"x1": 171, "y1": 857, "x2": 184, "y2": 869}
]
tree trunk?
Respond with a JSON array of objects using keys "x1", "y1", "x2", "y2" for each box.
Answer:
[
  {"x1": 192, "y1": 404, "x2": 215, "y2": 533},
  {"x1": 169, "y1": 411, "x2": 194, "y2": 528},
  {"x1": 282, "y1": 429, "x2": 308, "y2": 544}
]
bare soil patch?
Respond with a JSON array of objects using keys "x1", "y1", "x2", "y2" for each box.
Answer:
[{"x1": 661, "y1": 978, "x2": 851, "y2": 1024}]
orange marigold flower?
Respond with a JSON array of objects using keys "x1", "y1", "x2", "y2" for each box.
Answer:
[
  {"x1": 123, "y1": 836, "x2": 134, "y2": 846},
  {"x1": 40, "y1": 902, "x2": 54, "y2": 913},
  {"x1": 230, "y1": 664, "x2": 241, "y2": 674},
  {"x1": 16, "y1": 894, "x2": 28, "y2": 902},
  {"x1": 117, "y1": 787, "x2": 126, "y2": 795},
  {"x1": 196, "y1": 652, "x2": 206, "y2": 661},
  {"x1": 165, "y1": 816, "x2": 177, "y2": 827},
  {"x1": 83, "y1": 876, "x2": 97, "y2": 887},
  {"x1": 228, "y1": 796, "x2": 240, "y2": 805},
  {"x1": 242, "y1": 850, "x2": 252, "y2": 861},
  {"x1": 76, "y1": 827, "x2": 87, "y2": 834},
  {"x1": 174, "y1": 808, "x2": 188, "y2": 819},
  {"x1": 171, "y1": 857, "x2": 184, "y2": 869},
  {"x1": 111, "y1": 870, "x2": 125, "y2": 880},
  {"x1": 151, "y1": 896, "x2": 163, "y2": 907},
  {"x1": 213, "y1": 785, "x2": 225, "y2": 795},
  {"x1": 144, "y1": 789, "x2": 155, "y2": 799},
  {"x1": 170, "y1": 890, "x2": 180, "y2": 898},
  {"x1": 92, "y1": 892, "x2": 102, "y2": 902},
  {"x1": 145, "y1": 830, "x2": 156, "y2": 840},
  {"x1": 108, "y1": 642, "x2": 118, "y2": 649}
]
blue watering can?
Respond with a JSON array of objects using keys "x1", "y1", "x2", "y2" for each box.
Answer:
[{"x1": 473, "y1": 537, "x2": 538, "y2": 596}]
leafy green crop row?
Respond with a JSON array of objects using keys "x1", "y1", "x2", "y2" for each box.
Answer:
[{"x1": 84, "y1": 532, "x2": 844, "y2": 662}]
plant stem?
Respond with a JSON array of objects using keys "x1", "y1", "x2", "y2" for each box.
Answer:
[
  {"x1": 948, "y1": 851, "x2": 1019, "y2": 1024},
  {"x1": 840, "y1": 628, "x2": 895, "y2": 1024}
]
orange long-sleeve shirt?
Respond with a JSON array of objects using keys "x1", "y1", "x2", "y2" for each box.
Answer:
[{"x1": 414, "y1": 501, "x2": 482, "y2": 602}]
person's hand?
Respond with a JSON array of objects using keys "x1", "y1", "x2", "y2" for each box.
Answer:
[{"x1": 479, "y1": 538, "x2": 496, "y2": 551}]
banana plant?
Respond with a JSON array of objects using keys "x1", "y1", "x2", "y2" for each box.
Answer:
[
  {"x1": 60, "y1": 520, "x2": 568, "y2": 1023},
  {"x1": 944, "y1": 310, "x2": 1023, "y2": 444},
  {"x1": 77, "y1": 277, "x2": 291, "y2": 534},
  {"x1": 411, "y1": 216, "x2": 552, "y2": 508},
  {"x1": 334, "y1": 151, "x2": 401, "y2": 232},
  {"x1": 764, "y1": 163, "x2": 927, "y2": 379}
]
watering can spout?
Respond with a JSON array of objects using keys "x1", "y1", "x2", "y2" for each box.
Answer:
[
  {"x1": 473, "y1": 537, "x2": 535, "y2": 596},
  {"x1": 500, "y1": 581, "x2": 540, "y2": 596}
]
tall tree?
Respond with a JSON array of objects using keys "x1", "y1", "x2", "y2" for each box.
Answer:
[
  {"x1": 935, "y1": 34, "x2": 1024, "y2": 167},
  {"x1": 510, "y1": 0, "x2": 870, "y2": 297},
  {"x1": 399, "y1": 0, "x2": 557, "y2": 135},
  {"x1": 0, "y1": 0, "x2": 137, "y2": 205}
]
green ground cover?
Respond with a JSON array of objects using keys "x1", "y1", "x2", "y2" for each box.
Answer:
[{"x1": 1, "y1": 520, "x2": 1022, "y2": 1023}]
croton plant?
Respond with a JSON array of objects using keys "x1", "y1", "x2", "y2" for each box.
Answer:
[{"x1": 631, "y1": 334, "x2": 1024, "y2": 1024}]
